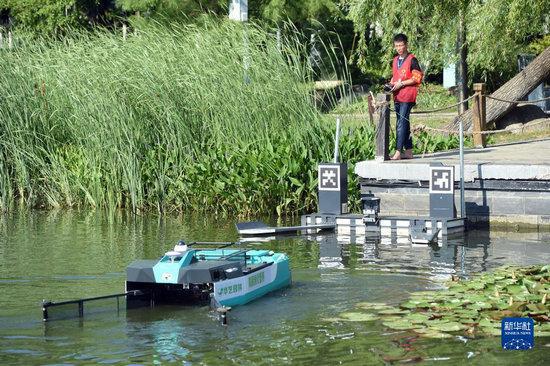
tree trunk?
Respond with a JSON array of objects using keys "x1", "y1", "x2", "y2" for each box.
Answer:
[
  {"x1": 457, "y1": 9, "x2": 468, "y2": 114},
  {"x1": 449, "y1": 46, "x2": 550, "y2": 131}
]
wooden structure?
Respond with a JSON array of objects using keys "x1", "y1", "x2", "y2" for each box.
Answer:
[
  {"x1": 374, "y1": 93, "x2": 390, "y2": 161},
  {"x1": 472, "y1": 83, "x2": 487, "y2": 148},
  {"x1": 450, "y1": 46, "x2": 550, "y2": 131}
]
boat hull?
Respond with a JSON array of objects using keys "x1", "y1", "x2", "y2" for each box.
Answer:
[
  {"x1": 125, "y1": 250, "x2": 291, "y2": 308},
  {"x1": 214, "y1": 254, "x2": 291, "y2": 307}
]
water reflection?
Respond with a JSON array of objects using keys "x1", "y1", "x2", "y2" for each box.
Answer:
[
  {"x1": 1, "y1": 212, "x2": 549, "y2": 365},
  {"x1": 306, "y1": 229, "x2": 548, "y2": 285}
]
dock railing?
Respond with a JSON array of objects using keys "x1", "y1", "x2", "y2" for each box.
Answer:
[
  {"x1": 370, "y1": 83, "x2": 550, "y2": 217},
  {"x1": 371, "y1": 83, "x2": 550, "y2": 161}
]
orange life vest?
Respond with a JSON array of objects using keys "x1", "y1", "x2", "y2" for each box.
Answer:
[{"x1": 391, "y1": 53, "x2": 422, "y2": 103}]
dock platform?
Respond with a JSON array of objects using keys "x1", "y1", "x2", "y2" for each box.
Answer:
[{"x1": 355, "y1": 139, "x2": 550, "y2": 228}]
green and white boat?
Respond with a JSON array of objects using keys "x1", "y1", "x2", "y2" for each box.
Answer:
[{"x1": 126, "y1": 241, "x2": 292, "y2": 307}]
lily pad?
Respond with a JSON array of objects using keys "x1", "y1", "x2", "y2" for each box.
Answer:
[
  {"x1": 480, "y1": 327, "x2": 501, "y2": 336},
  {"x1": 478, "y1": 318, "x2": 500, "y2": 329},
  {"x1": 534, "y1": 323, "x2": 550, "y2": 333},
  {"x1": 410, "y1": 291, "x2": 440, "y2": 298},
  {"x1": 439, "y1": 302, "x2": 463, "y2": 309},
  {"x1": 463, "y1": 294, "x2": 490, "y2": 303},
  {"x1": 454, "y1": 309, "x2": 479, "y2": 318},
  {"x1": 505, "y1": 285, "x2": 529, "y2": 295},
  {"x1": 339, "y1": 312, "x2": 379, "y2": 322},
  {"x1": 349, "y1": 265, "x2": 549, "y2": 341},
  {"x1": 377, "y1": 308, "x2": 410, "y2": 315},
  {"x1": 467, "y1": 282, "x2": 486, "y2": 291},
  {"x1": 417, "y1": 330, "x2": 453, "y2": 339},
  {"x1": 382, "y1": 320, "x2": 417, "y2": 330},
  {"x1": 508, "y1": 301, "x2": 528, "y2": 312},
  {"x1": 526, "y1": 303, "x2": 549, "y2": 314},
  {"x1": 405, "y1": 313, "x2": 431, "y2": 324},
  {"x1": 355, "y1": 302, "x2": 390, "y2": 310},
  {"x1": 495, "y1": 301, "x2": 512, "y2": 310},
  {"x1": 467, "y1": 302, "x2": 493, "y2": 311},
  {"x1": 427, "y1": 321, "x2": 466, "y2": 332},
  {"x1": 400, "y1": 301, "x2": 421, "y2": 309},
  {"x1": 321, "y1": 317, "x2": 346, "y2": 323}
]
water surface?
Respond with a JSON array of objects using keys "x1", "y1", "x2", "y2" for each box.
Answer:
[{"x1": 0, "y1": 211, "x2": 549, "y2": 365}]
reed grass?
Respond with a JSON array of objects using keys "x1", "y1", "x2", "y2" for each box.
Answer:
[{"x1": 0, "y1": 20, "x2": 377, "y2": 215}]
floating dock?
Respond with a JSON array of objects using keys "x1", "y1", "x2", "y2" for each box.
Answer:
[
  {"x1": 355, "y1": 139, "x2": 550, "y2": 229},
  {"x1": 301, "y1": 213, "x2": 465, "y2": 239}
]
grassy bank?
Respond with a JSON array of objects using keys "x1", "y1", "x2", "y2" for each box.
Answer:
[
  {"x1": 0, "y1": 21, "x2": 377, "y2": 215},
  {"x1": 0, "y1": 21, "x2": 466, "y2": 216}
]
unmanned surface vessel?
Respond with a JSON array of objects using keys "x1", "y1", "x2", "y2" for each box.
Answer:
[
  {"x1": 126, "y1": 241, "x2": 292, "y2": 307},
  {"x1": 42, "y1": 241, "x2": 291, "y2": 321}
]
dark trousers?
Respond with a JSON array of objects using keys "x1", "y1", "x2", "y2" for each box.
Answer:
[{"x1": 394, "y1": 101, "x2": 414, "y2": 151}]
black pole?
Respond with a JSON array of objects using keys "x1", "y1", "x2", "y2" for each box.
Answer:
[
  {"x1": 42, "y1": 300, "x2": 50, "y2": 322},
  {"x1": 457, "y1": 7, "x2": 469, "y2": 114}
]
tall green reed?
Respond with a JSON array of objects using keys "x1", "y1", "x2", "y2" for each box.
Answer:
[{"x1": 0, "y1": 20, "x2": 376, "y2": 215}]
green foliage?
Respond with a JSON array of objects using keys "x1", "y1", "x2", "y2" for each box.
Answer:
[
  {"x1": 415, "y1": 84, "x2": 456, "y2": 112},
  {"x1": 333, "y1": 83, "x2": 457, "y2": 114},
  {"x1": 0, "y1": 19, "x2": 372, "y2": 215},
  {"x1": 341, "y1": 265, "x2": 550, "y2": 338},
  {"x1": 115, "y1": 0, "x2": 226, "y2": 17},
  {"x1": 116, "y1": 0, "x2": 158, "y2": 13},
  {"x1": 3, "y1": 0, "x2": 83, "y2": 33},
  {"x1": 413, "y1": 131, "x2": 470, "y2": 155},
  {"x1": 259, "y1": 0, "x2": 341, "y2": 25},
  {"x1": 345, "y1": 0, "x2": 550, "y2": 80},
  {"x1": 528, "y1": 34, "x2": 550, "y2": 55}
]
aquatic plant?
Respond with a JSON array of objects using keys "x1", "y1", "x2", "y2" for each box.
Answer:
[
  {"x1": 0, "y1": 20, "x2": 459, "y2": 215},
  {"x1": 0, "y1": 20, "x2": 367, "y2": 215},
  {"x1": 328, "y1": 265, "x2": 550, "y2": 339}
]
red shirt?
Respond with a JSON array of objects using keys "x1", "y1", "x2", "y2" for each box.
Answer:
[{"x1": 391, "y1": 53, "x2": 423, "y2": 103}]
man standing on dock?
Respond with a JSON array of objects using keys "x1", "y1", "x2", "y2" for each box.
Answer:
[{"x1": 389, "y1": 34, "x2": 423, "y2": 160}]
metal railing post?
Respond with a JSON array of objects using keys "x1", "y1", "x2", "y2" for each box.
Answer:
[
  {"x1": 459, "y1": 118, "x2": 465, "y2": 218},
  {"x1": 333, "y1": 117, "x2": 341, "y2": 163}
]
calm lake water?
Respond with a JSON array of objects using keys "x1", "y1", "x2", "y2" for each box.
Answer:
[{"x1": 0, "y1": 211, "x2": 549, "y2": 365}]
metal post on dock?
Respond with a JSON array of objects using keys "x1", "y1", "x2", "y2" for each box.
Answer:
[
  {"x1": 459, "y1": 119, "x2": 466, "y2": 218},
  {"x1": 334, "y1": 117, "x2": 341, "y2": 163}
]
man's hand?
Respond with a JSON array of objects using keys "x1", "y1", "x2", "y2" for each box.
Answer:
[{"x1": 391, "y1": 81, "x2": 403, "y2": 91}]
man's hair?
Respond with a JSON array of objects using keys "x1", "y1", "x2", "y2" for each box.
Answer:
[{"x1": 393, "y1": 33, "x2": 408, "y2": 43}]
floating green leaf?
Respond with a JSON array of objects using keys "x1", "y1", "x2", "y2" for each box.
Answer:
[
  {"x1": 377, "y1": 308, "x2": 410, "y2": 315},
  {"x1": 355, "y1": 302, "x2": 391, "y2": 311},
  {"x1": 427, "y1": 321, "x2": 466, "y2": 332},
  {"x1": 348, "y1": 265, "x2": 550, "y2": 340},
  {"x1": 382, "y1": 320, "x2": 417, "y2": 330},
  {"x1": 480, "y1": 327, "x2": 501, "y2": 336},
  {"x1": 478, "y1": 318, "x2": 500, "y2": 328},
  {"x1": 416, "y1": 330, "x2": 453, "y2": 339},
  {"x1": 339, "y1": 312, "x2": 379, "y2": 322},
  {"x1": 405, "y1": 313, "x2": 431, "y2": 324}
]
